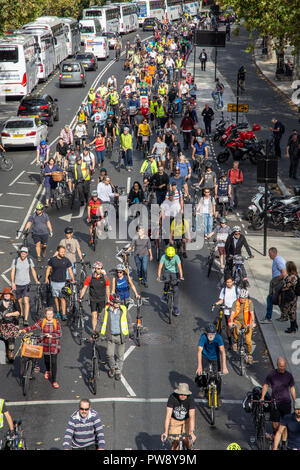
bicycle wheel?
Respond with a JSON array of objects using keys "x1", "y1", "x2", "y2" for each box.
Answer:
[
  {"x1": 76, "y1": 311, "x2": 84, "y2": 346},
  {"x1": 90, "y1": 356, "x2": 98, "y2": 395},
  {"x1": 216, "y1": 316, "x2": 222, "y2": 334},
  {"x1": 54, "y1": 191, "x2": 62, "y2": 210},
  {"x1": 80, "y1": 269, "x2": 86, "y2": 289},
  {"x1": 34, "y1": 294, "x2": 43, "y2": 319},
  {"x1": 256, "y1": 419, "x2": 266, "y2": 450},
  {"x1": 209, "y1": 388, "x2": 216, "y2": 426},
  {"x1": 167, "y1": 293, "x2": 173, "y2": 324},
  {"x1": 0, "y1": 156, "x2": 13, "y2": 171},
  {"x1": 155, "y1": 241, "x2": 161, "y2": 262},
  {"x1": 22, "y1": 359, "x2": 32, "y2": 397},
  {"x1": 207, "y1": 252, "x2": 215, "y2": 278},
  {"x1": 240, "y1": 347, "x2": 246, "y2": 376}
]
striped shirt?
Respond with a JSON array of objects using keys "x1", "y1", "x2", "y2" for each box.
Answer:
[{"x1": 63, "y1": 409, "x2": 105, "y2": 449}]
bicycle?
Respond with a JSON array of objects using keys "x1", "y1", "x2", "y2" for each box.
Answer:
[
  {"x1": 212, "y1": 90, "x2": 223, "y2": 111},
  {"x1": 115, "y1": 243, "x2": 133, "y2": 275},
  {"x1": 206, "y1": 240, "x2": 218, "y2": 278},
  {"x1": 158, "y1": 278, "x2": 181, "y2": 324},
  {"x1": 16, "y1": 230, "x2": 30, "y2": 248},
  {"x1": 1, "y1": 420, "x2": 27, "y2": 450},
  {"x1": 71, "y1": 298, "x2": 87, "y2": 346},
  {"x1": 106, "y1": 137, "x2": 113, "y2": 159},
  {"x1": 231, "y1": 324, "x2": 253, "y2": 376},
  {"x1": 200, "y1": 363, "x2": 224, "y2": 426},
  {"x1": 127, "y1": 296, "x2": 149, "y2": 347},
  {"x1": 164, "y1": 433, "x2": 193, "y2": 450},
  {"x1": 141, "y1": 135, "x2": 150, "y2": 159},
  {"x1": 87, "y1": 334, "x2": 102, "y2": 395},
  {"x1": 229, "y1": 255, "x2": 250, "y2": 288},
  {"x1": 74, "y1": 255, "x2": 91, "y2": 289},
  {"x1": 52, "y1": 173, "x2": 68, "y2": 210},
  {"x1": 0, "y1": 150, "x2": 13, "y2": 171},
  {"x1": 251, "y1": 399, "x2": 274, "y2": 450},
  {"x1": 89, "y1": 217, "x2": 102, "y2": 252},
  {"x1": 18, "y1": 332, "x2": 44, "y2": 397},
  {"x1": 212, "y1": 303, "x2": 226, "y2": 335}
]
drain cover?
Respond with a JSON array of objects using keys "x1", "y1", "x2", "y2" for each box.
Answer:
[{"x1": 141, "y1": 333, "x2": 173, "y2": 345}]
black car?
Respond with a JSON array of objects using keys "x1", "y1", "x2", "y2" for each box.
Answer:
[
  {"x1": 17, "y1": 94, "x2": 59, "y2": 127},
  {"x1": 74, "y1": 52, "x2": 98, "y2": 71},
  {"x1": 142, "y1": 18, "x2": 158, "y2": 31}
]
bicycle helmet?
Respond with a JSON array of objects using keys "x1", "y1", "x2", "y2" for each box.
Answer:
[
  {"x1": 40, "y1": 140, "x2": 47, "y2": 145},
  {"x1": 64, "y1": 227, "x2": 73, "y2": 234},
  {"x1": 166, "y1": 246, "x2": 175, "y2": 258},
  {"x1": 91, "y1": 190, "x2": 98, "y2": 197},
  {"x1": 93, "y1": 261, "x2": 103, "y2": 269},
  {"x1": 239, "y1": 288, "x2": 249, "y2": 299},
  {"x1": 205, "y1": 323, "x2": 216, "y2": 334},
  {"x1": 61, "y1": 285, "x2": 72, "y2": 297},
  {"x1": 220, "y1": 170, "x2": 227, "y2": 177},
  {"x1": 219, "y1": 217, "x2": 227, "y2": 224},
  {"x1": 226, "y1": 443, "x2": 241, "y2": 450},
  {"x1": 108, "y1": 110, "x2": 114, "y2": 115},
  {"x1": 115, "y1": 264, "x2": 126, "y2": 272},
  {"x1": 100, "y1": 168, "x2": 107, "y2": 173},
  {"x1": 123, "y1": 127, "x2": 129, "y2": 132},
  {"x1": 110, "y1": 293, "x2": 121, "y2": 303},
  {"x1": 36, "y1": 202, "x2": 44, "y2": 210},
  {"x1": 232, "y1": 225, "x2": 241, "y2": 233},
  {"x1": 205, "y1": 162, "x2": 212, "y2": 168}
]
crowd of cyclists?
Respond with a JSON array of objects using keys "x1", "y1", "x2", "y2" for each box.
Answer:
[{"x1": 1, "y1": 12, "x2": 296, "y2": 452}]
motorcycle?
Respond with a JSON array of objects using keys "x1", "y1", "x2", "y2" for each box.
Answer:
[
  {"x1": 247, "y1": 186, "x2": 267, "y2": 221},
  {"x1": 217, "y1": 138, "x2": 264, "y2": 164},
  {"x1": 251, "y1": 197, "x2": 300, "y2": 230},
  {"x1": 218, "y1": 122, "x2": 250, "y2": 147}
]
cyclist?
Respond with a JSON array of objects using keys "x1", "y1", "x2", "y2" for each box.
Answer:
[
  {"x1": 225, "y1": 226, "x2": 253, "y2": 281},
  {"x1": 36, "y1": 140, "x2": 50, "y2": 168},
  {"x1": 109, "y1": 88, "x2": 119, "y2": 115},
  {"x1": 180, "y1": 111, "x2": 194, "y2": 151},
  {"x1": 75, "y1": 105, "x2": 88, "y2": 125},
  {"x1": 97, "y1": 82, "x2": 109, "y2": 101},
  {"x1": 120, "y1": 127, "x2": 133, "y2": 172},
  {"x1": 73, "y1": 155, "x2": 91, "y2": 206},
  {"x1": 151, "y1": 135, "x2": 167, "y2": 169},
  {"x1": 87, "y1": 88, "x2": 96, "y2": 117},
  {"x1": 214, "y1": 170, "x2": 232, "y2": 218},
  {"x1": 137, "y1": 118, "x2": 152, "y2": 154},
  {"x1": 128, "y1": 181, "x2": 145, "y2": 206},
  {"x1": 211, "y1": 77, "x2": 224, "y2": 107},
  {"x1": 157, "y1": 246, "x2": 184, "y2": 316},
  {"x1": 87, "y1": 190, "x2": 104, "y2": 243},
  {"x1": 57, "y1": 227, "x2": 83, "y2": 278},
  {"x1": 198, "y1": 161, "x2": 216, "y2": 191},
  {"x1": 56, "y1": 137, "x2": 69, "y2": 167},
  {"x1": 74, "y1": 120, "x2": 88, "y2": 148},
  {"x1": 213, "y1": 276, "x2": 239, "y2": 350},
  {"x1": 60, "y1": 125, "x2": 74, "y2": 147},
  {"x1": 169, "y1": 213, "x2": 191, "y2": 259},
  {"x1": 24, "y1": 203, "x2": 53, "y2": 262},
  {"x1": 206, "y1": 217, "x2": 230, "y2": 271},
  {"x1": 195, "y1": 323, "x2": 229, "y2": 399},
  {"x1": 80, "y1": 261, "x2": 110, "y2": 333},
  {"x1": 161, "y1": 383, "x2": 196, "y2": 450},
  {"x1": 228, "y1": 289, "x2": 256, "y2": 364},
  {"x1": 107, "y1": 74, "x2": 117, "y2": 90},
  {"x1": 104, "y1": 117, "x2": 116, "y2": 147},
  {"x1": 64, "y1": 147, "x2": 77, "y2": 195},
  {"x1": 90, "y1": 107, "x2": 107, "y2": 136},
  {"x1": 111, "y1": 264, "x2": 140, "y2": 306},
  {"x1": 191, "y1": 135, "x2": 208, "y2": 176}
]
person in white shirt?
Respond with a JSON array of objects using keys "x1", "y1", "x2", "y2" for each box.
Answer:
[
  {"x1": 74, "y1": 122, "x2": 87, "y2": 146},
  {"x1": 214, "y1": 277, "x2": 239, "y2": 350},
  {"x1": 179, "y1": 79, "x2": 190, "y2": 99},
  {"x1": 165, "y1": 56, "x2": 175, "y2": 82},
  {"x1": 97, "y1": 176, "x2": 117, "y2": 230},
  {"x1": 81, "y1": 148, "x2": 95, "y2": 174}
]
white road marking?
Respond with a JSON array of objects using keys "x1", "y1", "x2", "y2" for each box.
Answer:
[
  {"x1": 1, "y1": 273, "x2": 11, "y2": 285},
  {"x1": 6, "y1": 397, "x2": 243, "y2": 407},
  {"x1": 0, "y1": 219, "x2": 19, "y2": 223},
  {"x1": 0, "y1": 205, "x2": 24, "y2": 209},
  {"x1": 16, "y1": 182, "x2": 35, "y2": 185},
  {"x1": 8, "y1": 170, "x2": 25, "y2": 187},
  {"x1": 120, "y1": 375, "x2": 136, "y2": 397},
  {"x1": 249, "y1": 376, "x2": 262, "y2": 388},
  {"x1": 7, "y1": 193, "x2": 31, "y2": 197},
  {"x1": 124, "y1": 345, "x2": 136, "y2": 361},
  {"x1": 16, "y1": 185, "x2": 45, "y2": 239}
]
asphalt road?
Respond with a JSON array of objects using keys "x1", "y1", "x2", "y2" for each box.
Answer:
[{"x1": 0, "y1": 29, "x2": 275, "y2": 451}]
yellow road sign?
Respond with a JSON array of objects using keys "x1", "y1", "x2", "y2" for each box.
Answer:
[{"x1": 227, "y1": 103, "x2": 249, "y2": 113}]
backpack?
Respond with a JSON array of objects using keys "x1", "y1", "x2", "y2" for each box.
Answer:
[
  {"x1": 221, "y1": 286, "x2": 239, "y2": 307},
  {"x1": 13, "y1": 255, "x2": 34, "y2": 269},
  {"x1": 41, "y1": 318, "x2": 58, "y2": 331}
]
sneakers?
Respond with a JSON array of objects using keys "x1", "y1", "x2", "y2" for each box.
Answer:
[
  {"x1": 61, "y1": 314, "x2": 67, "y2": 321},
  {"x1": 161, "y1": 293, "x2": 167, "y2": 302},
  {"x1": 143, "y1": 282, "x2": 148, "y2": 288},
  {"x1": 260, "y1": 318, "x2": 272, "y2": 324},
  {"x1": 108, "y1": 368, "x2": 115, "y2": 378},
  {"x1": 173, "y1": 307, "x2": 180, "y2": 316},
  {"x1": 115, "y1": 372, "x2": 121, "y2": 381},
  {"x1": 55, "y1": 312, "x2": 61, "y2": 319},
  {"x1": 44, "y1": 371, "x2": 50, "y2": 380},
  {"x1": 52, "y1": 382, "x2": 59, "y2": 389},
  {"x1": 23, "y1": 320, "x2": 29, "y2": 327}
]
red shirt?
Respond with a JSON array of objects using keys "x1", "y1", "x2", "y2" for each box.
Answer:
[
  {"x1": 227, "y1": 168, "x2": 243, "y2": 185},
  {"x1": 88, "y1": 198, "x2": 102, "y2": 216},
  {"x1": 84, "y1": 274, "x2": 110, "y2": 287},
  {"x1": 140, "y1": 106, "x2": 149, "y2": 118}
]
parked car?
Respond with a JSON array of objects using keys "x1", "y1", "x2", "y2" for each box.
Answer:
[
  {"x1": 74, "y1": 52, "x2": 98, "y2": 71},
  {"x1": 59, "y1": 60, "x2": 86, "y2": 88},
  {"x1": 102, "y1": 32, "x2": 118, "y2": 49},
  {"x1": 142, "y1": 18, "x2": 159, "y2": 31},
  {"x1": 17, "y1": 93, "x2": 59, "y2": 127},
  {"x1": 1, "y1": 117, "x2": 48, "y2": 148}
]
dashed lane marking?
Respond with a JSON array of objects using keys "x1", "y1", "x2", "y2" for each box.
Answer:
[
  {"x1": 0, "y1": 204, "x2": 24, "y2": 209},
  {"x1": 0, "y1": 219, "x2": 19, "y2": 223},
  {"x1": 8, "y1": 170, "x2": 25, "y2": 187}
]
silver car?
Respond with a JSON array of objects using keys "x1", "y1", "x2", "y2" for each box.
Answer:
[{"x1": 59, "y1": 60, "x2": 87, "y2": 88}]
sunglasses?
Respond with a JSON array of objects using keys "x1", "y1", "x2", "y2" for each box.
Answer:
[
  {"x1": 117, "y1": 271, "x2": 123, "y2": 273},
  {"x1": 80, "y1": 407, "x2": 90, "y2": 411}
]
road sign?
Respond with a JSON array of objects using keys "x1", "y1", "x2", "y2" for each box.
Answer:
[{"x1": 227, "y1": 103, "x2": 249, "y2": 113}]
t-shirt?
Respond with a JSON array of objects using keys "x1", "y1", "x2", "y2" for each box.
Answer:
[
  {"x1": 153, "y1": 141, "x2": 167, "y2": 157},
  {"x1": 28, "y1": 212, "x2": 50, "y2": 235},
  {"x1": 217, "y1": 177, "x2": 231, "y2": 196},
  {"x1": 167, "y1": 393, "x2": 195, "y2": 421},
  {"x1": 215, "y1": 225, "x2": 230, "y2": 247},
  {"x1": 159, "y1": 254, "x2": 181, "y2": 273},
  {"x1": 133, "y1": 236, "x2": 151, "y2": 257},
  {"x1": 48, "y1": 256, "x2": 72, "y2": 283},
  {"x1": 219, "y1": 286, "x2": 238, "y2": 315},
  {"x1": 272, "y1": 255, "x2": 286, "y2": 279},
  {"x1": 11, "y1": 257, "x2": 34, "y2": 286},
  {"x1": 281, "y1": 414, "x2": 300, "y2": 449},
  {"x1": 169, "y1": 176, "x2": 185, "y2": 192},
  {"x1": 202, "y1": 171, "x2": 216, "y2": 189},
  {"x1": 198, "y1": 333, "x2": 224, "y2": 360},
  {"x1": 265, "y1": 369, "x2": 295, "y2": 404},
  {"x1": 59, "y1": 238, "x2": 80, "y2": 265}
]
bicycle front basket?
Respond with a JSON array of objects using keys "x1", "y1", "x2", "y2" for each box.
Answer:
[{"x1": 21, "y1": 343, "x2": 43, "y2": 359}]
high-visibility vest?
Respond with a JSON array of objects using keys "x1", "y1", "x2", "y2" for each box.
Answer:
[
  {"x1": 156, "y1": 104, "x2": 165, "y2": 118},
  {"x1": 100, "y1": 305, "x2": 129, "y2": 336},
  {"x1": 74, "y1": 162, "x2": 90, "y2": 181},
  {"x1": 158, "y1": 85, "x2": 167, "y2": 95},
  {"x1": 175, "y1": 58, "x2": 183, "y2": 69},
  {"x1": 149, "y1": 100, "x2": 158, "y2": 113},
  {"x1": 110, "y1": 92, "x2": 119, "y2": 105},
  {"x1": 88, "y1": 92, "x2": 96, "y2": 103},
  {"x1": 232, "y1": 299, "x2": 253, "y2": 326},
  {"x1": 0, "y1": 399, "x2": 4, "y2": 429}
]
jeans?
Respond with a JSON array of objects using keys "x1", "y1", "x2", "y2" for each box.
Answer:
[
  {"x1": 123, "y1": 149, "x2": 133, "y2": 167},
  {"x1": 203, "y1": 213, "x2": 213, "y2": 236},
  {"x1": 167, "y1": 68, "x2": 174, "y2": 82},
  {"x1": 156, "y1": 190, "x2": 166, "y2": 205},
  {"x1": 95, "y1": 149, "x2": 105, "y2": 165},
  {"x1": 203, "y1": 118, "x2": 212, "y2": 135},
  {"x1": 266, "y1": 294, "x2": 273, "y2": 320},
  {"x1": 212, "y1": 91, "x2": 223, "y2": 107},
  {"x1": 135, "y1": 255, "x2": 149, "y2": 282}
]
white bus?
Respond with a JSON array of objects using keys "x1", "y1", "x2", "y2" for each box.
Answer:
[
  {"x1": 22, "y1": 16, "x2": 68, "y2": 66},
  {"x1": 82, "y1": 6, "x2": 120, "y2": 34},
  {"x1": 62, "y1": 17, "x2": 81, "y2": 57},
  {"x1": 164, "y1": 0, "x2": 183, "y2": 21},
  {"x1": 114, "y1": 3, "x2": 139, "y2": 34},
  {"x1": 21, "y1": 30, "x2": 56, "y2": 81},
  {"x1": 0, "y1": 35, "x2": 39, "y2": 97},
  {"x1": 133, "y1": 0, "x2": 165, "y2": 25},
  {"x1": 183, "y1": 0, "x2": 199, "y2": 16},
  {"x1": 79, "y1": 19, "x2": 102, "y2": 45}
]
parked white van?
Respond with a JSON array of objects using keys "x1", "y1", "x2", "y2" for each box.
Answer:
[
  {"x1": 84, "y1": 36, "x2": 109, "y2": 60},
  {"x1": 79, "y1": 19, "x2": 102, "y2": 45}
]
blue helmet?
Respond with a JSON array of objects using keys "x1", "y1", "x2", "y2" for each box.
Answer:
[
  {"x1": 40, "y1": 140, "x2": 47, "y2": 145},
  {"x1": 206, "y1": 323, "x2": 216, "y2": 334}
]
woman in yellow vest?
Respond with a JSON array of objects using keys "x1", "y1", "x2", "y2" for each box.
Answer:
[
  {"x1": 99, "y1": 293, "x2": 134, "y2": 380},
  {"x1": 74, "y1": 155, "x2": 91, "y2": 206},
  {"x1": 20, "y1": 306, "x2": 62, "y2": 389},
  {"x1": 228, "y1": 289, "x2": 256, "y2": 364}
]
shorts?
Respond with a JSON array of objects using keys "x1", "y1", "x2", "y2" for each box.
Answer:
[
  {"x1": 32, "y1": 233, "x2": 49, "y2": 245},
  {"x1": 168, "y1": 417, "x2": 189, "y2": 436},
  {"x1": 269, "y1": 402, "x2": 291, "y2": 423},
  {"x1": 218, "y1": 246, "x2": 226, "y2": 256},
  {"x1": 68, "y1": 170, "x2": 74, "y2": 180},
  {"x1": 51, "y1": 281, "x2": 65, "y2": 298},
  {"x1": 90, "y1": 300, "x2": 106, "y2": 313},
  {"x1": 15, "y1": 284, "x2": 30, "y2": 299}
]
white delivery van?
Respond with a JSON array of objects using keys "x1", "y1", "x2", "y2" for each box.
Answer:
[
  {"x1": 79, "y1": 18, "x2": 102, "y2": 45},
  {"x1": 84, "y1": 36, "x2": 109, "y2": 60}
]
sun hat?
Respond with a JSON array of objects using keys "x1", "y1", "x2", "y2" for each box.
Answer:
[{"x1": 174, "y1": 383, "x2": 192, "y2": 395}]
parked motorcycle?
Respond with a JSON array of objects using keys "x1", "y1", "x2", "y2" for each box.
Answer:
[
  {"x1": 217, "y1": 138, "x2": 264, "y2": 164},
  {"x1": 247, "y1": 186, "x2": 268, "y2": 221},
  {"x1": 251, "y1": 198, "x2": 300, "y2": 230}
]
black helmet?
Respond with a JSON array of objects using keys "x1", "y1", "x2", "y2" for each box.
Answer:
[
  {"x1": 206, "y1": 323, "x2": 216, "y2": 334},
  {"x1": 205, "y1": 161, "x2": 212, "y2": 168},
  {"x1": 64, "y1": 227, "x2": 73, "y2": 234},
  {"x1": 110, "y1": 293, "x2": 121, "y2": 304},
  {"x1": 220, "y1": 170, "x2": 227, "y2": 177}
]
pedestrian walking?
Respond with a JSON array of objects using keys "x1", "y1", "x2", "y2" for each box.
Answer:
[
  {"x1": 199, "y1": 49, "x2": 207, "y2": 71},
  {"x1": 73, "y1": 155, "x2": 91, "y2": 206},
  {"x1": 261, "y1": 247, "x2": 287, "y2": 323},
  {"x1": 201, "y1": 104, "x2": 214, "y2": 135},
  {"x1": 227, "y1": 161, "x2": 243, "y2": 210},
  {"x1": 280, "y1": 261, "x2": 299, "y2": 333},
  {"x1": 286, "y1": 132, "x2": 300, "y2": 179},
  {"x1": 225, "y1": 22, "x2": 231, "y2": 41},
  {"x1": 24, "y1": 203, "x2": 53, "y2": 262},
  {"x1": 269, "y1": 118, "x2": 285, "y2": 159},
  {"x1": 63, "y1": 399, "x2": 105, "y2": 450},
  {"x1": 98, "y1": 293, "x2": 134, "y2": 380},
  {"x1": 273, "y1": 398, "x2": 300, "y2": 450},
  {"x1": 130, "y1": 225, "x2": 153, "y2": 288},
  {"x1": 20, "y1": 307, "x2": 62, "y2": 389},
  {"x1": 261, "y1": 357, "x2": 296, "y2": 449}
]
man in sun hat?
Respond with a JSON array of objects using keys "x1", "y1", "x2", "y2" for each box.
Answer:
[
  {"x1": 161, "y1": 383, "x2": 196, "y2": 450},
  {"x1": 273, "y1": 398, "x2": 300, "y2": 450}
]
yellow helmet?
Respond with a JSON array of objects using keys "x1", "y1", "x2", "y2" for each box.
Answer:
[
  {"x1": 166, "y1": 246, "x2": 175, "y2": 258},
  {"x1": 226, "y1": 442, "x2": 241, "y2": 450}
]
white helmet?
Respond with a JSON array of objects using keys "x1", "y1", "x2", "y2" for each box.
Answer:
[
  {"x1": 239, "y1": 288, "x2": 249, "y2": 299},
  {"x1": 232, "y1": 226, "x2": 241, "y2": 233}
]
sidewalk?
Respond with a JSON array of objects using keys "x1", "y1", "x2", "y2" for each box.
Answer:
[
  {"x1": 187, "y1": 48, "x2": 300, "y2": 391},
  {"x1": 246, "y1": 236, "x2": 300, "y2": 393}
]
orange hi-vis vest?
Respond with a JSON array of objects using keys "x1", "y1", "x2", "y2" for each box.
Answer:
[{"x1": 233, "y1": 299, "x2": 253, "y2": 325}]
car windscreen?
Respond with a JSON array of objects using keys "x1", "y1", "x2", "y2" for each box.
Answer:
[
  {"x1": 62, "y1": 64, "x2": 81, "y2": 72},
  {"x1": 5, "y1": 120, "x2": 34, "y2": 129},
  {"x1": 0, "y1": 46, "x2": 18, "y2": 63},
  {"x1": 80, "y1": 26, "x2": 94, "y2": 33},
  {"x1": 76, "y1": 54, "x2": 93, "y2": 59},
  {"x1": 21, "y1": 99, "x2": 45, "y2": 106}
]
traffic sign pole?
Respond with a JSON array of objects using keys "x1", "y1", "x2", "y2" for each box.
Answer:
[{"x1": 236, "y1": 73, "x2": 239, "y2": 124}]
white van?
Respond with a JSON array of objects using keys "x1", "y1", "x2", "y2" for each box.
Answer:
[
  {"x1": 84, "y1": 36, "x2": 109, "y2": 60},
  {"x1": 79, "y1": 19, "x2": 102, "y2": 45}
]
